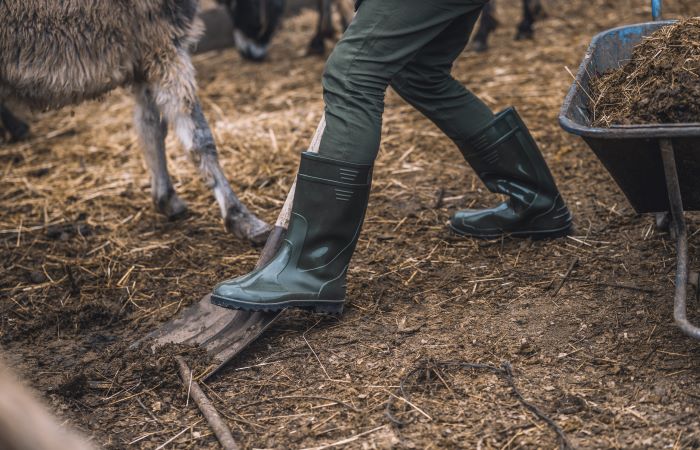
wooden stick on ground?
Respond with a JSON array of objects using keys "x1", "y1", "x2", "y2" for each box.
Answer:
[{"x1": 175, "y1": 357, "x2": 238, "y2": 450}]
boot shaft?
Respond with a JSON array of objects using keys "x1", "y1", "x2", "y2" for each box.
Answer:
[
  {"x1": 211, "y1": 152, "x2": 373, "y2": 312},
  {"x1": 458, "y1": 107, "x2": 559, "y2": 204},
  {"x1": 289, "y1": 152, "x2": 372, "y2": 274},
  {"x1": 450, "y1": 107, "x2": 572, "y2": 238}
]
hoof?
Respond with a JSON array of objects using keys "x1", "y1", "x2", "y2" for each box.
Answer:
[
  {"x1": 155, "y1": 194, "x2": 188, "y2": 220},
  {"x1": 515, "y1": 30, "x2": 534, "y2": 41},
  {"x1": 8, "y1": 121, "x2": 29, "y2": 142},
  {"x1": 307, "y1": 37, "x2": 326, "y2": 57},
  {"x1": 472, "y1": 40, "x2": 489, "y2": 53},
  {"x1": 225, "y1": 212, "x2": 272, "y2": 245}
]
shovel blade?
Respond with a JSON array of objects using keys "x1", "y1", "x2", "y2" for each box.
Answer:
[
  {"x1": 141, "y1": 294, "x2": 282, "y2": 378},
  {"x1": 137, "y1": 117, "x2": 328, "y2": 378}
]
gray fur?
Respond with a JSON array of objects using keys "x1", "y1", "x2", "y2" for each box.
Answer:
[
  {"x1": 0, "y1": 0, "x2": 271, "y2": 244},
  {"x1": 0, "y1": 359, "x2": 94, "y2": 450}
]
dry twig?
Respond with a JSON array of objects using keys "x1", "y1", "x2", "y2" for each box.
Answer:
[{"x1": 386, "y1": 360, "x2": 573, "y2": 450}]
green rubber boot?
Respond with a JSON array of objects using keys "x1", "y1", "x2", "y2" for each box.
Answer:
[
  {"x1": 211, "y1": 152, "x2": 372, "y2": 314},
  {"x1": 450, "y1": 107, "x2": 573, "y2": 239}
]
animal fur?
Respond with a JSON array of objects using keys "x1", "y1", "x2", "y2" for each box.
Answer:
[
  {"x1": 0, "y1": 0, "x2": 270, "y2": 244},
  {"x1": 0, "y1": 359, "x2": 94, "y2": 450},
  {"x1": 0, "y1": 0, "x2": 202, "y2": 110}
]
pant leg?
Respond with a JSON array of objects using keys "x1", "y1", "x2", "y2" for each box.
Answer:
[
  {"x1": 319, "y1": 0, "x2": 488, "y2": 164},
  {"x1": 390, "y1": 10, "x2": 495, "y2": 149}
]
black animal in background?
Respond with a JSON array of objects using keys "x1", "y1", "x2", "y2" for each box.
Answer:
[
  {"x1": 219, "y1": 0, "x2": 286, "y2": 61},
  {"x1": 306, "y1": 0, "x2": 544, "y2": 57},
  {"x1": 308, "y1": 0, "x2": 354, "y2": 56},
  {"x1": 220, "y1": 0, "x2": 352, "y2": 59},
  {"x1": 473, "y1": 0, "x2": 546, "y2": 53}
]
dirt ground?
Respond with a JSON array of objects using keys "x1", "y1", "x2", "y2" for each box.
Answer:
[{"x1": 2, "y1": 1, "x2": 700, "y2": 449}]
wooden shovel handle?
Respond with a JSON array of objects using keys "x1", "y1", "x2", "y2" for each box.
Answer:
[{"x1": 255, "y1": 115, "x2": 326, "y2": 269}]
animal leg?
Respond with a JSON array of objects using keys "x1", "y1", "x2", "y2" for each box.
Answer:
[
  {"x1": 320, "y1": 0, "x2": 335, "y2": 39},
  {"x1": 174, "y1": 99, "x2": 271, "y2": 244},
  {"x1": 336, "y1": 0, "x2": 354, "y2": 31},
  {"x1": 151, "y1": 49, "x2": 270, "y2": 243},
  {"x1": 133, "y1": 86, "x2": 188, "y2": 219},
  {"x1": 472, "y1": 1, "x2": 497, "y2": 53},
  {"x1": 308, "y1": 0, "x2": 331, "y2": 55},
  {"x1": 515, "y1": 0, "x2": 542, "y2": 40},
  {"x1": 0, "y1": 104, "x2": 29, "y2": 141}
]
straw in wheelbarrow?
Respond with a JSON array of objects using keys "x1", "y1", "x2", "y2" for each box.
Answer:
[
  {"x1": 590, "y1": 17, "x2": 700, "y2": 127},
  {"x1": 558, "y1": 9, "x2": 700, "y2": 342}
]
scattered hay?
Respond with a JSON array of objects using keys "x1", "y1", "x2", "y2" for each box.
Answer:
[
  {"x1": 4, "y1": 3, "x2": 700, "y2": 449},
  {"x1": 591, "y1": 17, "x2": 700, "y2": 126}
]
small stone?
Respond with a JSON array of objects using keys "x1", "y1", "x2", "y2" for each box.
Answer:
[
  {"x1": 76, "y1": 223, "x2": 92, "y2": 237},
  {"x1": 28, "y1": 270, "x2": 47, "y2": 284}
]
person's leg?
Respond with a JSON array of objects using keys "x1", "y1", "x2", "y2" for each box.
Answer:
[
  {"x1": 391, "y1": 13, "x2": 572, "y2": 239},
  {"x1": 390, "y1": 10, "x2": 494, "y2": 145},
  {"x1": 318, "y1": 0, "x2": 488, "y2": 164},
  {"x1": 212, "y1": 0, "x2": 488, "y2": 313}
]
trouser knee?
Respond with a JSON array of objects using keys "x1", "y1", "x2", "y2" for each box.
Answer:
[
  {"x1": 319, "y1": 45, "x2": 387, "y2": 165},
  {"x1": 322, "y1": 50, "x2": 340, "y2": 91},
  {"x1": 392, "y1": 71, "x2": 471, "y2": 117},
  {"x1": 392, "y1": 72, "x2": 453, "y2": 100},
  {"x1": 322, "y1": 45, "x2": 353, "y2": 97},
  {"x1": 391, "y1": 71, "x2": 494, "y2": 144}
]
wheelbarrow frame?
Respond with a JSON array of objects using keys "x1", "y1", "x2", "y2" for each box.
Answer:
[{"x1": 559, "y1": 18, "x2": 700, "y2": 340}]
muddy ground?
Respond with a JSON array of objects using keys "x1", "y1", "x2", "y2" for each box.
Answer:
[{"x1": 1, "y1": 1, "x2": 699, "y2": 449}]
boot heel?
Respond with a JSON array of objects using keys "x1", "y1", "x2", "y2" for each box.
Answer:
[{"x1": 312, "y1": 303, "x2": 344, "y2": 315}]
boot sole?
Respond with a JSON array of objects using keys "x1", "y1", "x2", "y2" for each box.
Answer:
[
  {"x1": 211, "y1": 295, "x2": 344, "y2": 315},
  {"x1": 449, "y1": 222, "x2": 574, "y2": 240}
]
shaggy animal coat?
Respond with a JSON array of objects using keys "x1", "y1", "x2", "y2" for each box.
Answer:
[
  {"x1": 0, "y1": 359, "x2": 94, "y2": 450},
  {"x1": 0, "y1": 0, "x2": 270, "y2": 243},
  {"x1": 0, "y1": 0, "x2": 200, "y2": 111}
]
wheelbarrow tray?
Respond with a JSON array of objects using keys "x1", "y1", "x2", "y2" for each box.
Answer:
[
  {"x1": 560, "y1": 20, "x2": 700, "y2": 341},
  {"x1": 559, "y1": 20, "x2": 700, "y2": 214}
]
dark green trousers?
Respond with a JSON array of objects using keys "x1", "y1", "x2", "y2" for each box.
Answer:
[{"x1": 319, "y1": 0, "x2": 493, "y2": 164}]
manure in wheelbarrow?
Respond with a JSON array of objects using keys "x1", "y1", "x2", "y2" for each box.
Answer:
[{"x1": 590, "y1": 18, "x2": 700, "y2": 127}]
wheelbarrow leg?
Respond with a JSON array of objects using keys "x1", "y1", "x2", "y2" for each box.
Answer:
[
  {"x1": 655, "y1": 212, "x2": 671, "y2": 233},
  {"x1": 660, "y1": 139, "x2": 700, "y2": 340}
]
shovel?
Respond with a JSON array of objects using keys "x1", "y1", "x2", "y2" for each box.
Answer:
[{"x1": 138, "y1": 115, "x2": 327, "y2": 378}]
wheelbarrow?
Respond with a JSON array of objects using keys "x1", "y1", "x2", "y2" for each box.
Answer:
[{"x1": 559, "y1": 0, "x2": 700, "y2": 340}]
